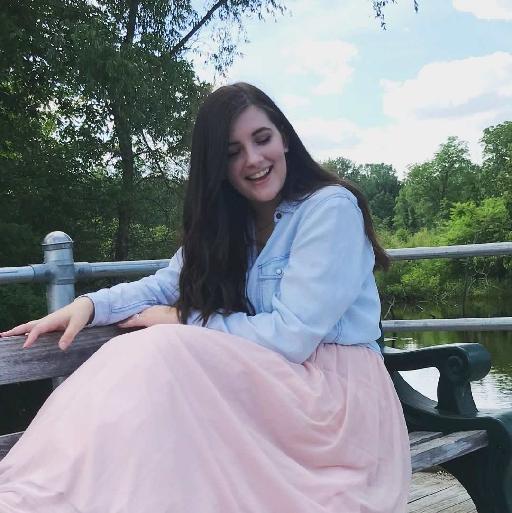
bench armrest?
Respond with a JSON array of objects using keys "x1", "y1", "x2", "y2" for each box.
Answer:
[
  {"x1": 383, "y1": 342, "x2": 491, "y2": 416},
  {"x1": 383, "y1": 343, "x2": 491, "y2": 381}
]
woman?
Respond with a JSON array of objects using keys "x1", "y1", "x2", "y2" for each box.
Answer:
[{"x1": 0, "y1": 83, "x2": 411, "y2": 512}]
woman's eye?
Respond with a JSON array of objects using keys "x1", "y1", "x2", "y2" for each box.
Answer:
[
  {"x1": 256, "y1": 135, "x2": 271, "y2": 145},
  {"x1": 228, "y1": 149, "x2": 239, "y2": 158}
]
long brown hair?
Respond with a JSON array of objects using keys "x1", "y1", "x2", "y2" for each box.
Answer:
[{"x1": 176, "y1": 82, "x2": 389, "y2": 325}]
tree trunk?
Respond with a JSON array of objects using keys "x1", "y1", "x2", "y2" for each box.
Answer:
[
  {"x1": 112, "y1": 101, "x2": 135, "y2": 261},
  {"x1": 111, "y1": 0, "x2": 139, "y2": 261}
]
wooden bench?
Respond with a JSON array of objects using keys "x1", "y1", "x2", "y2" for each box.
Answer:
[{"x1": 0, "y1": 328, "x2": 511, "y2": 512}]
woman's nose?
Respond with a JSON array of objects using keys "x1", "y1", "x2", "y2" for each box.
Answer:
[{"x1": 245, "y1": 145, "x2": 264, "y2": 167}]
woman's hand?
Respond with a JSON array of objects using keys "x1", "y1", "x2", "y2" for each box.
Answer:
[
  {"x1": 0, "y1": 296, "x2": 95, "y2": 350},
  {"x1": 117, "y1": 305, "x2": 180, "y2": 329}
]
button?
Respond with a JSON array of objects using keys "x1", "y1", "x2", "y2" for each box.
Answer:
[
  {"x1": 275, "y1": 212, "x2": 282, "y2": 220},
  {"x1": 275, "y1": 268, "x2": 282, "y2": 275}
]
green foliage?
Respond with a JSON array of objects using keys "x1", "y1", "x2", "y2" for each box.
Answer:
[
  {"x1": 393, "y1": 137, "x2": 480, "y2": 231},
  {"x1": 324, "y1": 133, "x2": 511, "y2": 313},
  {"x1": 443, "y1": 197, "x2": 511, "y2": 246},
  {"x1": 377, "y1": 197, "x2": 512, "y2": 312},
  {"x1": 480, "y1": 121, "x2": 512, "y2": 202},
  {"x1": 323, "y1": 157, "x2": 401, "y2": 227},
  {"x1": 0, "y1": 0, "x2": 283, "y2": 286},
  {"x1": 440, "y1": 198, "x2": 512, "y2": 292},
  {"x1": 1, "y1": 0, "x2": 286, "y2": 261}
]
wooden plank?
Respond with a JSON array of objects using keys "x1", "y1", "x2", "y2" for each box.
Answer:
[
  {"x1": 408, "y1": 472, "x2": 476, "y2": 512},
  {"x1": 442, "y1": 500, "x2": 477, "y2": 513},
  {"x1": 409, "y1": 431, "x2": 444, "y2": 447},
  {"x1": 0, "y1": 432, "x2": 23, "y2": 459},
  {"x1": 409, "y1": 486, "x2": 475, "y2": 512},
  {"x1": 0, "y1": 326, "x2": 137, "y2": 385},
  {"x1": 408, "y1": 471, "x2": 455, "y2": 502},
  {"x1": 409, "y1": 484, "x2": 461, "y2": 512},
  {"x1": 411, "y1": 430, "x2": 488, "y2": 472}
]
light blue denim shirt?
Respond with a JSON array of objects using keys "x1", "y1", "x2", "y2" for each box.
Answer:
[{"x1": 86, "y1": 185, "x2": 382, "y2": 363}]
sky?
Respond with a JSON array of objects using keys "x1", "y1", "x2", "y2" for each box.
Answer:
[{"x1": 194, "y1": 0, "x2": 512, "y2": 177}]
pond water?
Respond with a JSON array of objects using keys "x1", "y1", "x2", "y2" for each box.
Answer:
[{"x1": 387, "y1": 298, "x2": 512, "y2": 410}]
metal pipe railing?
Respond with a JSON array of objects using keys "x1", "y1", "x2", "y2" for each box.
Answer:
[
  {"x1": 74, "y1": 260, "x2": 170, "y2": 281},
  {"x1": 41, "y1": 232, "x2": 75, "y2": 313},
  {"x1": 1, "y1": 231, "x2": 511, "y2": 332},
  {"x1": 387, "y1": 242, "x2": 512, "y2": 261},
  {"x1": 382, "y1": 317, "x2": 512, "y2": 332}
]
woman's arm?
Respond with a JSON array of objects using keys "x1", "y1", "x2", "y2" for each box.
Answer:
[
  {"x1": 84, "y1": 247, "x2": 183, "y2": 326},
  {"x1": 0, "y1": 249, "x2": 183, "y2": 349},
  {"x1": 188, "y1": 194, "x2": 376, "y2": 364}
]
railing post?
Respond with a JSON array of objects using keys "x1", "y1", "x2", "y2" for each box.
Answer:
[
  {"x1": 42, "y1": 231, "x2": 76, "y2": 388},
  {"x1": 42, "y1": 231, "x2": 76, "y2": 312}
]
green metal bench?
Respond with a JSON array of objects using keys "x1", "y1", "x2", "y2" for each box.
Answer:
[
  {"x1": 0, "y1": 328, "x2": 511, "y2": 512},
  {"x1": 384, "y1": 342, "x2": 512, "y2": 512}
]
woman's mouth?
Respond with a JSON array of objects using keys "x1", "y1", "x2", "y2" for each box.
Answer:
[{"x1": 246, "y1": 166, "x2": 272, "y2": 182}]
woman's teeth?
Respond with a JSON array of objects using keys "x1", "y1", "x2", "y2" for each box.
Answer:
[{"x1": 247, "y1": 167, "x2": 271, "y2": 181}]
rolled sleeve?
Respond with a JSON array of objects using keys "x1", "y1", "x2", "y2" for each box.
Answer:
[{"x1": 85, "y1": 248, "x2": 183, "y2": 326}]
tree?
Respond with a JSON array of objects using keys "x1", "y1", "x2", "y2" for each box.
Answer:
[
  {"x1": 323, "y1": 157, "x2": 360, "y2": 182},
  {"x1": 394, "y1": 137, "x2": 480, "y2": 231},
  {"x1": 323, "y1": 158, "x2": 400, "y2": 226},
  {"x1": 481, "y1": 121, "x2": 512, "y2": 204},
  {"x1": 2, "y1": 0, "x2": 285, "y2": 260},
  {"x1": 440, "y1": 197, "x2": 512, "y2": 315}
]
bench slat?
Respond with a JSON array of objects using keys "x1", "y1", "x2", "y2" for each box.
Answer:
[
  {"x1": 409, "y1": 431, "x2": 444, "y2": 447},
  {"x1": 0, "y1": 429, "x2": 489, "y2": 468},
  {"x1": 0, "y1": 432, "x2": 23, "y2": 459},
  {"x1": 410, "y1": 430, "x2": 488, "y2": 472},
  {"x1": 0, "y1": 326, "x2": 135, "y2": 385}
]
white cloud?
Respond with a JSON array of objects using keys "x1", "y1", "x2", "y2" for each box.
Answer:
[
  {"x1": 335, "y1": 52, "x2": 512, "y2": 175},
  {"x1": 286, "y1": 0, "x2": 379, "y2": 35},
  {"x1": 190, "y1": 3, "x2": 512, "y2": 178},
  {"x1": 294, "y1": 52, "x2": 512, "y2": 177},
  {"x1": 344, "y1": 112, "x2": 498, "y2": 175},
  {"x1": 191, "y1": 0, "x2": 375, "y2": 91},
  {"x1": 453, "y1": 0, "x2": 512, "y2": 21},
  {"x1": 292, "y1": 112, "x2": 491, "y2": 176},
  {"x1": 283, "y1": 39, "x2": 358, "y2": 95},
  {"x1": 292, "y1": 116, "x2": 362, "y2": 158},
  {"x1": 279, "y1": 94, "x2": 311, "y2": 110},
  {"x1": 382, "y1": 52, "x2": 512, "y2": 121}
]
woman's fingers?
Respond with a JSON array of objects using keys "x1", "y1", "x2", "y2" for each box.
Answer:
[
  {"x1": 22, "y1": 324, "x2": 47, "y2": 349},
  {"x1": 2, "y1": 298, "x2": 94, "y2": 350},
  {"x1": 0, "y1": 320, "x2": 40, "y2": 338},
  {"x1": 58, "y1": 317, "x2": 88, "y2": 351}
]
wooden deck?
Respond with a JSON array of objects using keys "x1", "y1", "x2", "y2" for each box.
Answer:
[{"x1": 409, "y1": 470, "x2": 476, "y2": 512}]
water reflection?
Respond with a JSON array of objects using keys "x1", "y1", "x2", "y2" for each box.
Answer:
[{"x1": 390, "y1": 331, "x2": 512, "y2": 410}]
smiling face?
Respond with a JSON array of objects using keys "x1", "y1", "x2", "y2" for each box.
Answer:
[{"x1": 226, "y1": 105, "x2": 288, "y2": 221}]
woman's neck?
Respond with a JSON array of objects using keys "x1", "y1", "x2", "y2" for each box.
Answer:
[{"x1": 251, "y1": 196, "x2": 281, "y2": 230}]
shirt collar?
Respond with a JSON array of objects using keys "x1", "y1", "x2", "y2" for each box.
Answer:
[{"x1": 276, "y1": 196, "x2": 303, "y2": 214}]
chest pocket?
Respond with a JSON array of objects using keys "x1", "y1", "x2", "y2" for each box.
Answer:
[{"x1": 257, "y1": 254, "x2": 289, "y2": 313}]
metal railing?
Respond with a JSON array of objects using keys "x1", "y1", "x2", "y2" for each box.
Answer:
[{"x1": 1, "y1": 231, "x2": 512, "y2": 331}]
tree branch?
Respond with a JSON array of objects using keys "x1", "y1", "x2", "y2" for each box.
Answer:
[
  {"x1": 169, "y1": 0, "x2": 230, "y2": 57},
  {"x1": 140, "y1": 131, "x2": 183, "y2": 188}
]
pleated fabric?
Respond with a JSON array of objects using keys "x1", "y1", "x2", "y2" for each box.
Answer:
[{"x1": 0, "y1": 324, "x2": 411, "y2": 513}]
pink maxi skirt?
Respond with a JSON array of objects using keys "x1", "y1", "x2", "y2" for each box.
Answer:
[{"x1": 0, "y1": 324, "x2": 411, "y2": 513}]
